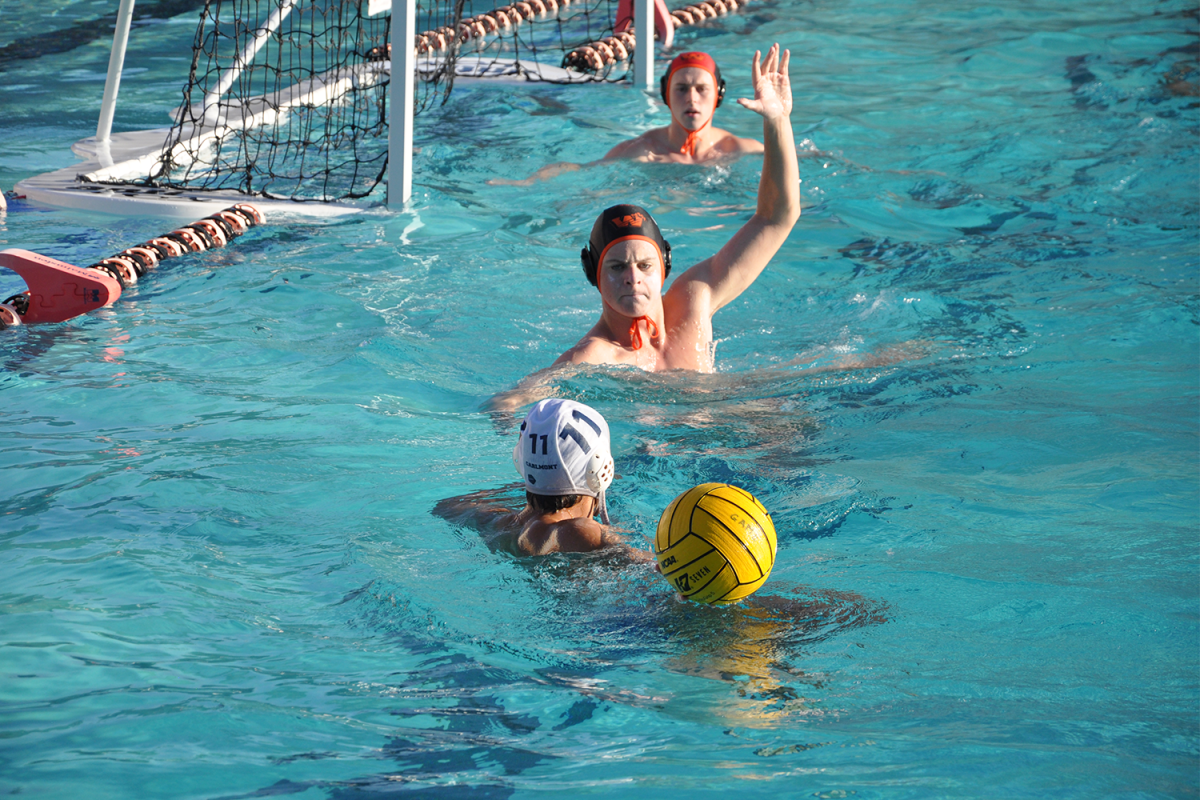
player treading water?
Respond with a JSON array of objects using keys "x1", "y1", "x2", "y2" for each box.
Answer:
[
  {"x1": 559, "y1": 44, "x2": 799, "y2": 372},
  {"x1": 489, "y1": 48, "x2": 776, "y2": 185},
  {"x1": 434, "y1": 398, "x2": 646, "y2": 557},
  {"x1": 487, "y1": 45, "x2": 798, "y2": 411},
  {"x1": 605, "y1": 50, "x2": 764, "y2": 163}
]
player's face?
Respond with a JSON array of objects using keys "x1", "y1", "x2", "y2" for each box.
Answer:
[
  {"x1": 599, "y1": 239, "x2": 664, "y2": 318},
  {"x1": 669, "y1": 67, "x2": 718, "y2": 131}
]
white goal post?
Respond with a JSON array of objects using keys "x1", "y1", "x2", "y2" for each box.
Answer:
[{"x1": 17, "y1": 0, "x2": 676, "y2": 219}]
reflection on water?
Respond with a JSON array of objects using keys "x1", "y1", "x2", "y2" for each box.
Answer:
[
  {"x1": 285, "y1": 522, "x2": 892, "y2": 797},
  {"x1": 301, "y1": 568, "x2": 890, "y2": 797}
]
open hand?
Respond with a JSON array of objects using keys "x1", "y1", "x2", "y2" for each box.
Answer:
[{"x1": 737, "y1": 43, "x2": 792, "y2": 121}]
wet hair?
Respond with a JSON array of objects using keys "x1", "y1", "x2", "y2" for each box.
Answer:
[{"x1": 527, "y1": 492, "x2": 587, "y2": 514}]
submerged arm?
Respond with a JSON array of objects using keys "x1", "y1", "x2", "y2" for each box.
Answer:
[
  {"x1": 489, "y1": 132, "x2": 661, "y2": 186},
  {"x1": 488, "y1": 161, "x2": 589, "y2": 187},
  {"x1": 433, "y1": 486, "x2": 522, "y2": 532},
  {"x1": 485, "y1": 364, "x2": 570, "y2": 414}
]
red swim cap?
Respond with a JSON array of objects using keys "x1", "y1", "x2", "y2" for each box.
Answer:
[{"x1": 659, "y1": 52, "x2": 726, "y2": 108}]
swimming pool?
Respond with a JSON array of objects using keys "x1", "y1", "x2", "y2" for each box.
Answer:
[{"x1": 1, "y1": 0, "x2": 1197, "y2": 797}]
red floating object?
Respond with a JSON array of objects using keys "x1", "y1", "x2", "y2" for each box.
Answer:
[{"x1": 0, "y1": 249, "x2": 123, "y2": 324}]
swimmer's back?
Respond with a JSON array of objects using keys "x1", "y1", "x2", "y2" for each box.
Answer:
[{"x1": 499, "y1": 513, "x2": 606, "y2": 556}]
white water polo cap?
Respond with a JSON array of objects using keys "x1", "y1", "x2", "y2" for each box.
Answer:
[{"x1": 512, "y1": 399, "x2": 615, "y2": 523}]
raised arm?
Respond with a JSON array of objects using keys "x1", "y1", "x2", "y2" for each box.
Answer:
[{"x1": 667, "y1": 45, "x2": 800, "y2": 312}]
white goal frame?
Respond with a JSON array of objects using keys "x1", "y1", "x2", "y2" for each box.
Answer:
[{"x1": 14, "y1": 0, "x2": 661, "y2": 220}]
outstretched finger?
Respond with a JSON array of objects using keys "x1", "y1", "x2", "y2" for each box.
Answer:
[
  {"x1": 764, "y1": 42, "x2": 779, "y2": 76},
  {"x1": 780, "y1": 47, "x2": 791, "y2": 79},
  {"x1": 751, "y1": 49, "x2": 762, "y2": 87}
]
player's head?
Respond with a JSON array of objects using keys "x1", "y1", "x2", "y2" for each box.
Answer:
[
  {"x1": 580, "y1": 204, "x2": 672, "y2": 288},
  {"x1": 659, "y1": 52, "x2": 726, "y2": 130},
  {"x1": 513, "y1": 399, "x2": 615, "y2": 523}
]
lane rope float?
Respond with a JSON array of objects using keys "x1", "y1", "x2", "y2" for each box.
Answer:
[
  {"x1": 0, "y1": 204, "x2": 264, "y2": 329},
  {"x1": 564, "y1": 0, "x2": 746, "y2": 72}
]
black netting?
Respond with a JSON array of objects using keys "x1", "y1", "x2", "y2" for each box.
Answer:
[
  {"x1": 436, "y1": 0, "x2": 627, "y2": 82},
  {"x1": 92, "y1": 0, "x2": 626, "y2": 203},
  {"x1": 148, "y1": 0, "x2": 447, "y2": 202}
]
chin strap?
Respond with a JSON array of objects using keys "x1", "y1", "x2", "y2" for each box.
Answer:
[
  {"x1": 597, "y1": 490, "x2": 610, "y2": 525},
  {"x1": 628, "y1": 315, "x2": 660, "y2": 350},
  {"x1": 680, "y1": 117, "x2": 711, "y2": 158},
  {"x1": 602, "y1": 294, "x2": 660, "y2": 351}
]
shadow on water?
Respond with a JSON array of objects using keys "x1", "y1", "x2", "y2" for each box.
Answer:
[
  {"x1": 213, "y1": 567, "x2": 886, "y2": 798},
  {"x1": 0, "y1": 0, "x2": 209, "y2": 69}
]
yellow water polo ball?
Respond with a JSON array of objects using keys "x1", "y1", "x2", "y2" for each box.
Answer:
[{"x1": 654, "y1": 483, "x2": 778, "y2": 605}]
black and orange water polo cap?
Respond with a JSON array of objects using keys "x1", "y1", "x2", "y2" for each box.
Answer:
[{"x1": 581, "y1": 204, "x2": 673, "y2": 287}]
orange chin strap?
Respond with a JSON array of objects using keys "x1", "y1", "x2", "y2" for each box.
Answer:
[
  {"x1": 600, "y1": 294, "x2": 660, "y2": 351},
  {"x1": 596, "y1": 238, "x2": 664, "y2": 351},
  {"x1": 680, "y1": 121, "x2": 709, "y2": 157},
  {"x1": 628, "y1": 315, "x2": 660, "y2": 350}
]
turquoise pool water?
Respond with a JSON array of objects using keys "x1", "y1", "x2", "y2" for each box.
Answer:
[{"x1": 2, "y1": 0, "x2": 1197, "y2": 797}]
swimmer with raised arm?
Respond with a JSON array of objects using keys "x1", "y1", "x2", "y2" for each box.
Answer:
[
  {"x1": 489, "y1": 50, "x2": 769, "y2": 186},
  {"x1": 563, "y1": 45, "x2": 797, "y2": 373},
  {"x1": 486, "y1": 46, "x2": 798, "y2": 410},
  {"x1": 435, "y1": 399, "x2": 649, "y2": 559}
]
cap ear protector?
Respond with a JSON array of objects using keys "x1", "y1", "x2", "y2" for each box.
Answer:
[
  {"x1": 512, "y1": 420, "x2": 527, "y2": 479},
  {"x1": 580, "y1": 239, "x2": 672, "y2": 287},
  {"x1": 659, "y1": 62, "x2": 726, "y2": 108},
  {"x1": 586, "y1": 450, "x2": 615, "y2": 495}
]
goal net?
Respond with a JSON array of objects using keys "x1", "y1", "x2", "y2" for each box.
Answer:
[{"x1": 84, "y1": 0, "x2": 630, "y2": 205}]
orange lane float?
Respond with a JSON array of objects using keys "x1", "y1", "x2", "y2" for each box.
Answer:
[
  {"x1": 364, "y1": 0, "x2": 743, "y2": 71},
  {"x1": 365, "y1": 0, "x2": 576, "y2": 61},
  {"x1": 0, "y1": 204, "x2": 263, "y2": 329},
  {"x1": 564, "y1": 0, "x2": 745, "y2": 72}
]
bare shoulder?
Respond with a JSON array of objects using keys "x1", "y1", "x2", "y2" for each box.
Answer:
[
  {"x1": 604, "y1": 134, "x2": 650, "y2": 160},
  {"x1": 554, "y1": 333, "x2": 625, "y2": 367},
  {"x1": 733, "y1": 135, "x2": 765, "y2": 153},
  {"x1": 550, "y1": 517, "x2": 606, "y2": 553},
  {"x1": 711, "y1": 129, "x2": 764, "y2": 154},
  {"x1": 519, "y1": 519, "x2": 652, "y2": 557},
  {"x1": 605, "y1": 128, "x2": 670, "y2": 161}
]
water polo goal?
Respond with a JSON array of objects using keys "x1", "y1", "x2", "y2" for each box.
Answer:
[{"x1": 14, "y1": 0, "x2": 752, "y2": 218}]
